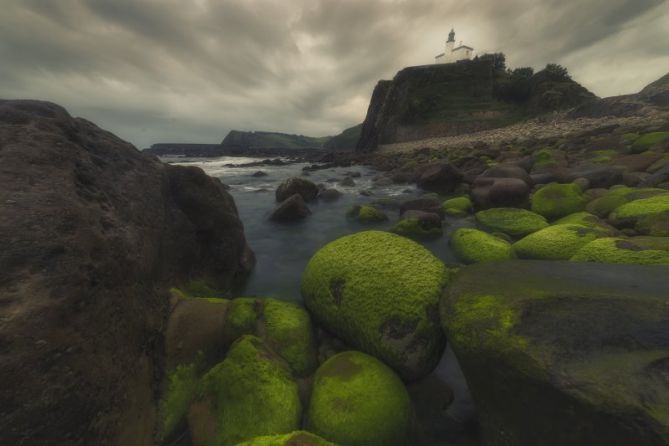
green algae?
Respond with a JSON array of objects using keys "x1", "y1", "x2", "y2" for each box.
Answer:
[
  {"x1": 262, "y1": 299, "x2": 318, "y2": 377},
  {"x1": 450, "y1": 228, "x2": 515, "y2": 264},
  {"x1": 234, "y1": 431, "x2": 337, "y2": 446},
  {"x1": 586, "y1": 186, "x2": 668, "y2": 217},
  {"x1": 222, "y1": 298, "x2": 318, "y2": 377},
  {"x1": 531, "y1": 183, "x2": 587, "y2": 220},
  {"x1": 636, "y1": 210, "x2": 669, "y2": 236},
  {"x1": 157, "y1": 361, "x2": 201, "y2": 443},
  {"x1": 347, "y1": 205, "x2": 388, "y2": 223},
  {"x1": 475, "y1": 208, "x2": 548, "y2": 237},
  {"x1": 513, "y1": 224, "x2": 609, "y2": 260},
  {"x1": 632, "y1": 131, "x2": 669, "y2": 149},
  {"x1": 442, "y1": 196, "x2": 473, "y2": 217},
  {"x1": 192, "y1": 336, "x2": 301, "y2": 446},
  {"x1": 390, "y1": 217, "x2": 443, "y2": 240},
  {"x1": 553, "y1": 211, "x2": 616, "y2": 234},
  {"x1": 301, "y1": 231, "x2": 449, "y2": 380},
  {"x1": 306, "y1": 351, "x2": 411, "y2": 446},
  {"x1": 571, "y1": 237, "x2": 669, "y2": 265},
  {"x1": 610, "y1": 193, "x2": 669, "y2": 221}
]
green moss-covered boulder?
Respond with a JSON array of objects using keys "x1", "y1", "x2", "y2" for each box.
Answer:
[
  {"x1": 553, "y1": 211, "x2": 616, "y2": 234},
  {"x1": 306, "y1": 351, "x2": 411, "y2": 446},
  {"x1": 222, "y1": 298, "x2": 318, "y2": 377},
  {"x1": 513, "y1": 224, "x2": 609, "y2": 260},
  {"x1": 571, "y1": 236, "x2": 669, "y2": 265},
  {"x1": 442, "y1": 196, "x2": 473, "y2": 217},
  {"x1": 475, "y1": 208, "x2": 548, "y2": 237},
  {"x1": 234, "y1": 431, "x2": 337, "y2": 446},
  {"x1": 450, "y1": 228, "x2": 514, "y2": 264},
  {"x1": 610, "y1": 193, "x2": 669, "y2": 224},
  {"x1": 585, "y1": 187, "x2": 667, "y2": 217},
  {"x1": 301, "y1": 231, "x2": 449, "y2": 380},
  {"x1": 531, "y1": 183, "x2": 587, "y2": 220},
  {"x1": 158, "y1": 362, "x2": 201, "y2": 443},
  {"x1": 632, "y1": 131, "x2": 669, "y2": 149},
  {"x1": 390, "y1": 217, "x2": 443, "y2": 240},
  {"x1": 347, "y1": 205, "x2": 388, "y2": 223},
  {"x1": 189, "y1": 336, "x2": 301, "y2": 446},
  {"x1": 440, "y1": 261, "x2": 669, "y2": 446},
  {"x1": 636, "y1": 210, "x2": 669, "y2": 236}
]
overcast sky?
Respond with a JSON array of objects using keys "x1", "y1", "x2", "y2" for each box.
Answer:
[{"x1": 1, "y1": 0, "x2": 668, "y2": 148}]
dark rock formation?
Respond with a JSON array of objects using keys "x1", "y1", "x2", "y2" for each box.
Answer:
[
  {"x1": 417, "y1": 163, "x2": 463, "y2": 194},
  {"x1": 276, "y1": 177, "x2": 319, "y2": 202},
  {"x1": 400, "y1": 197, "x2": 444, "y2": 217},
  {"x1": 270, "y1": 194, "x2": 311, "y2": 222},
  {"x1": 0, "y1": 100, "x2": 254, "y2": 446},
  {"x1": 441, "y1": 261, "x2": 669, "y2": 446}
]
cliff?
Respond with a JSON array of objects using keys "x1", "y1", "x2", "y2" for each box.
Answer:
[
  {"x1": 0, "y1": 100, "x2": 254, "y2": 445},
  {"x1": 356, "y1": 58, "x2": 596, "y2": 151}
]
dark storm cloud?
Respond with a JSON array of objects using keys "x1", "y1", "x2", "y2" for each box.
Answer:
[{"x1": 1, "y1": 0, "x2": 668, "y2": 148}]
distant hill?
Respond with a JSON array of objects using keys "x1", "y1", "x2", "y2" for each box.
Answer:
[
  {"x1": 356, "y1": 55, "x2": 596, "y2": 151},
  {"x1": 221, "y1": 130, "x2": 329, "y2": 151},
  {"x1": 143, "y1": 143, "x2": 222, "y2": 157},
  {"x1": 324, "y1": 124, "x2": 363, "y2": 151}
]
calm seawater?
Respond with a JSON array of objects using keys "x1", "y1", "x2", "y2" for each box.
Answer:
[{"x1": 167, "y1": 155, "x2": 470, "y2": 302}]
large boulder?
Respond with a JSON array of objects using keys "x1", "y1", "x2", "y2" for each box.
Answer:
[
  {"x1": 0, "y1": 100, "x2": 254, "y2": 445},
  {"x1": 586, "y1": 186, "x2": 667, "y2": 218},
  {"x1": 531, "y1": 183, "x2": 587, "y2": 220},
  {"x1": 475, "y1": 208, "x2": 549, "y2": 238},
  {"x1": 270, "y1": 194, "x2": 311, "y2": 222},
  {"x1": 306, "y1": 351, "x2": 411, "y2": 446},
  {"x1": 417, "y1": 163, "x2": 463, "y2": 194},
  {"x1": 472, "y1": 177, "x2": 530, "y2": 209},
  {"x1": 480, "y1": 164, "x2": 533, "y2": 185},
  {"x1": 188, "y1": 336, "x2": 301, "y2": 446},
  {"x1": 513, "y1": 224, "x2": 610, "y2": 260},
  {"x1": 450, "y1": 228, "x2": 515, "y2": 264},
  {"x1": 276, "y1": 177, "x2": 319, "y2": 202},
  {"x1": 301, "y1": 231, "x2": 449, "y2": 380},
  {"x1": 441, "y1": 261, "x2": 669, "y2": 446}
]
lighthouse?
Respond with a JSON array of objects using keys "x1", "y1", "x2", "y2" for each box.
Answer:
[{"x1": 435, "y1": 29, "x2": 474, "y2": 64}]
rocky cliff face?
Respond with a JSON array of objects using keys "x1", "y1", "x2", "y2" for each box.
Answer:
[
  {"x1": 0, "y1": 100, "x2": 254, "y2": 445},
  {"x1": 356, "y1": 59, "x2": 596, "y2": 151}
]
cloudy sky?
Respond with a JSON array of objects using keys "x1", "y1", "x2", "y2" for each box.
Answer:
[{"x1": 1, "y1": 0, "x2": 668, "y2": 148}]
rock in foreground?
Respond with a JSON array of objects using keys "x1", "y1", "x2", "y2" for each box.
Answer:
[
  {"x1": 441, "y1": 261, "x2": 669, "y2": 446},
  {"x1": 307, "y1": 351, "x2": 411, "y2": 446},
  {"x1": 301, "y1": 231, "x2": 449, "y2": 380},
  {"x1": 0, "y1": 100, "x2": 254, "y2": 445}
]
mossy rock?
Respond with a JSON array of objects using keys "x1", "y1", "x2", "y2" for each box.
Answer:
[
  {"x1": 586, "y1": 187, "x2": 668, "y2": 218},
  {"x1": 301, "y1": 231, "x2": 449, "y2": 380},
  {"x1": 450, "y1": 228, "x2": 514, "y2": 264},
  {"x1": 553, "y1": 211, "x2": 616, "y2": 234},
  {"x1": 222, "y1": 298, "x2": 318, "y2": 377},
  {"x1": 346, "y1": 205, "x2": 388, "y2": 224},
  {"x1": 440, "y1": 260, "x2": 669, "y2": 446},
  {"x1": 234, "y1": 431, "x2": 337, "y2": 446},
  {"x1": 610, "y1": 193, "x2": 669, "y2": 224},
  {"x1": 475, "y1": 208, "x2": 548, "y2": 237},
  {"x1": 306, "y1": 351, "x2": 411, "y2": 446},
  {"x1": 632, "y1": 131, "x2": 669, "y2": 149},
  {"x1": 442, "y1": 196, "x2": 473, "y2": 217},
  {"x1": 571, "y1": 236, "x2": 669, "y2": 265},
  {"x1": 189, "y1": 336, "x2": 301, "y2": 446},
  {"x1": 513, "y1": 224, "x2": 609, "y2": 260},
  {"x1": 636, "y1": 210, "x2": 669, "y2": 236},
  {"x1": 531, "y1": 183, "x2": 586, "y2": 220},
  {"x1": 158, "y1": 361, "x2": 201, "y2": 443},
  {"x1": 390, "y1": 218, "x2": 443, "y2": 240}
]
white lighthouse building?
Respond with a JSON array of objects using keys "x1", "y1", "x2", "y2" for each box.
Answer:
[{"x1": 435, "y1": 29, "x2": 473, "y2": 64}]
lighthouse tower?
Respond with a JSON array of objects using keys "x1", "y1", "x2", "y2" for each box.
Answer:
[{"x1": 435, "y1": 29, "x2": 474, "y2": 64}]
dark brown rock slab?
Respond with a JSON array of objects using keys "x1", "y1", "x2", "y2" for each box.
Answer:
[{"x1": 0, "y1": 100, "x2": 254, "y2": 446}]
